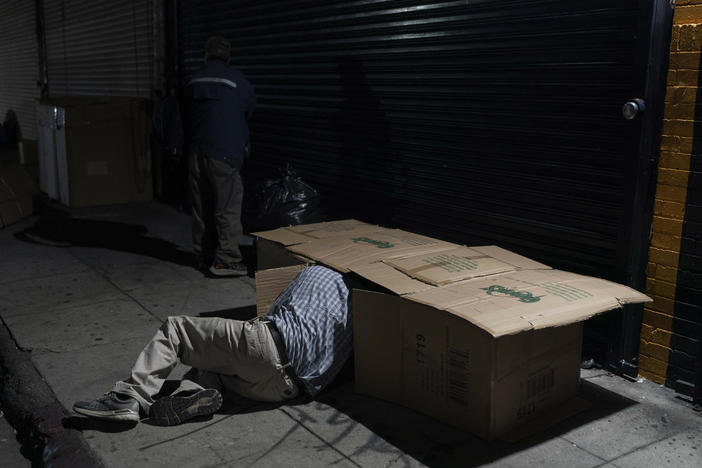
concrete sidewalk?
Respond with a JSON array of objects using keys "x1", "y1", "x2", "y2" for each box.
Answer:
[{"x1": 0, "y1": 201, "x2": 700, "y2": 467}]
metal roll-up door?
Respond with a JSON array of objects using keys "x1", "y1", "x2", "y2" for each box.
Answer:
[
  {"x1": 0, "y1": 1, "x2": 39, "y2": 141},
  {"x1": 177, "y1": 0, "x2": 662, "y2": 284},
  {"x1": 43, "y1": 0, "x2": 160, "y2": 97}
]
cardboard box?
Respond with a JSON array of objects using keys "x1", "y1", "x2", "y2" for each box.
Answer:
[
  {"x1": 0, "y1": 163, "x2": 38, "y2": 228},
  {"x1": 253, "y1": 220, "x2": 651, "y2": 439}
]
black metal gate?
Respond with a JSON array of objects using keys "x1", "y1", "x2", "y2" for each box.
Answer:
[{"x1": 176, "y1": 0, "x2": 673, "y2": 371}]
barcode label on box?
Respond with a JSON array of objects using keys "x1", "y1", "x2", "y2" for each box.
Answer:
[
  {"x1": 526, "y1": 368, "x2": 555, "y2": 399},
  {"x1": 449, "y1": 348, "x2": 470, "y2": 406}
]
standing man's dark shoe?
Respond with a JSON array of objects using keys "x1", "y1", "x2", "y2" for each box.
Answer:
[{"x1": 209, "y1": 262, "x2": 248, "y2": 277}]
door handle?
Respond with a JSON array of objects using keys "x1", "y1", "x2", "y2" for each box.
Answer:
[{"x1": 622, "y1": 98, "x2": 646, "y2": 120}]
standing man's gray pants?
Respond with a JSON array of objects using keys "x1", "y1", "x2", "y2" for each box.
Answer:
[{"x1": 189, "y1": 152, "x2": 244, "y2": 265}]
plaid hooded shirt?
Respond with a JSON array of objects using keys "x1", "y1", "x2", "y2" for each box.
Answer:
[{"x1": 265, "y1": 266, "x2": 352, "y2": 396}]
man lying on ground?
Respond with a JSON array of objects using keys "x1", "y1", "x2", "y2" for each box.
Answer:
[{"x1": 73, "y1": 266, "x2": 352, "y2": 425}]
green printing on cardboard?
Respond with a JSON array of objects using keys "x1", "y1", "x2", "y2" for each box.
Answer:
[
  {"x1": 540, "y1": 282, "x2": 593, "y2": 302},
  {"x1": 506, "y1": 277, "x2": 594, "y2": 303},
  {"x1": 481, "y1": 285, "x2": 541, "y2": 303},
  {"x1": 352, "y1": 236, "x2": 394, "y2": 248},
  {"x1": 423, "y1": 254, "x2": 479, "y2": 272}
]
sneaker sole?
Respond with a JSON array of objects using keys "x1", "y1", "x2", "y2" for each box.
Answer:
[
  {"x1": 73, "y1": 405, "x2": 140, "y2": 423},
  {"x1": 150, "y1": 389, "x2": 223, "y2": 426},
  {"x1": 208, "y1": 266, "x2": 247, "y2": 277}
]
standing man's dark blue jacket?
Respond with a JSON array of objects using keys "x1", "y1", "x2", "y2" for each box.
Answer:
[{"x1": 184, "y1": 60, "x2": 256, "y2": 169}]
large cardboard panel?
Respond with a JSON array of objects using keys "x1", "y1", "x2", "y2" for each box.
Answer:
[
  {"x1": 252, "y1": 227, "x2": 314, "y2": 247},
  {"x1": 291, "y1": 229, "x2": 456, "y2": 273},
  {"x1": 353, "y1": 290, "x2": 495, "y2": 439},
  {"x1": 384, "y1": 246, "x2": 518, "y2": 286},
  {"x1": 407, "y1": 269, "x2": 651, "y2": 337},
  {"x1": 353, "y1": 290, "x2": 404, "y2": 403},
  {"x1": 400, "y1": 297, "x2": 494, "y2": 439},
  {"x1": 350, "y1": 262, "x2": 434, "y2": 295},
  {"x1": 287, "y1": 219, "x2": 379, "y2": 239},
  {"x1": 491, "y1": 324, "x2": 582, "y2": 438}
]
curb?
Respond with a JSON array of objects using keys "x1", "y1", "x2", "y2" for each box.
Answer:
[{"x1": 0, "y1": 319, "x2": 102, "y2": 467}]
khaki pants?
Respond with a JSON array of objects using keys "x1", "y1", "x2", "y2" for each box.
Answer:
[{"x1": 113, "y1": 316, "x2": 299, "y2": 412}]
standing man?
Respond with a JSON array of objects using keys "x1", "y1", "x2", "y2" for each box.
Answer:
[{"x1": 185, "y1": 35, "x2": 256, "y2": 276}]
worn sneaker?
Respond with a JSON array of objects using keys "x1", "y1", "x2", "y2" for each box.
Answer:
[
  {"x1": 149, "y1": 389, "x2": 223, "y2": 426},
  {"x1": 209, "y1": 262, "x2": 247, "y2": 277},
  {"x1": 73, "y1": 392, "x2": 140, "y2": 423}
]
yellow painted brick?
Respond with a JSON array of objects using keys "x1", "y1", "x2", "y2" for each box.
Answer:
[
  {"x1": 654, "y1": 199, "x2": 686, "y2": 219},
  {"x1": 652, "y1": 216, "x2": 684, "y2": 235},
  {"x1": 680, "y1": 136, "x2": 694, "y2": 153},
  {"x1": 662, "y1": 119, "x2": 695, "y2": 137},
  {"x1": 674, "y1": 5, "x2": 702, "y2": 25},
  {"x1": 639, "y1": 341, "x2": 671, "y2": 362},
  {"x1": 647, "y1": 248, "x2": 679, "y2": 268},
  {"x1": 658, "y1": 151, "x2": 693, "y2": 171},
  {"x1": 665, "y1": 86, "x2": 697, "y2": 104},
  {"x1": 677, "y1": 24, "x2": 702, "y2": 51},
  {"x1": 646, "y1": 295, "x2": 676, "y2": 315},
  {"x1": 676, "y1": 69, "x2": 700, "y2": 86},
  {"x1": 660, "y1": 135, "x2": 681, "y2": 152},
  {"x1": 671, "y1": 24, "x2": 681, "y2": 51},
  {"x1": 664, "y1": 103, "x2": 696, "y2": 120},
  {"x1": 648, "y1": 328, "x2": 673, "y2": 347},
  {"x1": 647, "y1": 262, "x2": 657, "y2": 278},
  {"x1": 647, "y1": 278, "x2": 677, "y2": 299},
  {"x1": 639, "y1": 349, "x2": 669, "y2": 371},
  {"x1": 647, "y1": 249, "x2": 679, "y2": 268},
  {"x1": 668, "y1": 51, "x2": 702, "y2": 69},
  {"x1": 641, "y1": 323, "x2": 674, "y2": 347},
  {"x1": 640, "y1": 324, "x2": 654, "y2": 342},
  {"x1": 650, "y1": 231, "x2": 680, "y2": 250},
  {"x1": 655, "y1": 184, "x2": 690, "y2": 202},
  {"x1": 638, "y1": 366, "x2": 667, "y2": 384},
  {"x1": 668, "y1": 69, "x2": 678, "y2": 86},
  {"x1": 643, "y1": 307, "x2": 674, "y2": 329},
  {"x1": 658, "y1": 168, "x2": 692, "y2": 187},
  {"x1": 654, "y1": 264, "x2": 679, "y2": 283}
]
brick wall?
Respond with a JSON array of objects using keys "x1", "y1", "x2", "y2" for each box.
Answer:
[{"x1": 639, "y1": 1, "x2": 702, "y2": 390}]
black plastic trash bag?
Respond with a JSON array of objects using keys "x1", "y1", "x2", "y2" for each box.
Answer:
[{"x1": 244, "y1": 165, "x2": 324, "y2": 232}]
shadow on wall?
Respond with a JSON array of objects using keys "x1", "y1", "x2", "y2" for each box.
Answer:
[
  {"x1": 2, "y1": 110, "x2": 21, "y2": 147},
  {"x1": 14, "y1": 206, "x2": 195, "y2": 267},
  {"x1": 331, "y1": 57, "x2": 400, "y2": 225}
]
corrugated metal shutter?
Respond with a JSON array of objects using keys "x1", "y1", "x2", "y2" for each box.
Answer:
[
  {"x1": 43, "y1": 0, "x2": 159, "y2": 98},
  {"x1": 178, "y1": 0, "x2": 648, "y2": 280},
  {"x1": 0, "y1": 1, "x2": 39, "y2": 141}
]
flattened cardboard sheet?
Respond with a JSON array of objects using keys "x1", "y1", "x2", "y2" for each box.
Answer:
[
  {"x1": 472, "y1": 245, "x2": 550, "y2": 271},
  {"x1": 351, "y1": 262, "x2": 434, "y2": 295},
  {"x1": 287, "y1": 219, "x2": 380, "y2": 239},
  {"x1": 290, "y1": 229, "x2": 456, "y2": 272},
  {"x1": 252, "y1": 227, "x2": 314, "y2": 246},
  {"x1": 384, "y1": 246, "x2": 517, "y2": 286},
  {"x1": 407, "y1": 269, "x2": 651, "y2": 337}
]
